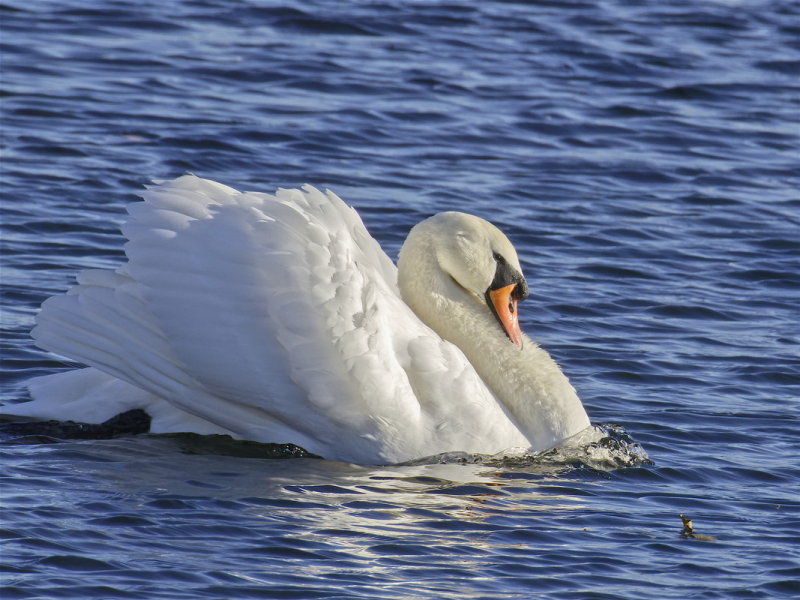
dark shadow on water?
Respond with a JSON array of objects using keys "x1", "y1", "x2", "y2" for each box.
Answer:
[
  {"x1": 0, "y1": 409, "x2": 318, "y2": 459},
  {"x1": 161, "y1": 432, "x2": 321, "y2": 460},
  {"x1": 0, "y1": 409, "x2": 151, "y2": 440}
]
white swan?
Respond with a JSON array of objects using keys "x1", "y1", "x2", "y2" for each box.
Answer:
[{"x1": 3, "y1": 175, "x2": 590, "y2": 464}]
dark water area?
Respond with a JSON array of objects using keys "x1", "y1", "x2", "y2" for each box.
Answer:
[{"x1": 1, "y1": 1, "x2": 799, "y2": 598}]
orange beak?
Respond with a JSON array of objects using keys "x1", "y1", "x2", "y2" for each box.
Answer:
[{"x1": 487, "y1": 283, "x2": 523, "y2": 349}]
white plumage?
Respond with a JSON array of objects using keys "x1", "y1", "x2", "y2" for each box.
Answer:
[{"x1": 3, "y1": 175, "x2": 591, "y2": 464}]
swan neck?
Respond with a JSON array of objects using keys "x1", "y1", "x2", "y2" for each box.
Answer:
[{"x1": 397, "y1": 230, "x2": 590, "y2": 450}]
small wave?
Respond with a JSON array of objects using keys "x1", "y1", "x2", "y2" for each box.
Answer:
[{"x1": 404, "y1": 424, "x2": 651, "y2": 471}]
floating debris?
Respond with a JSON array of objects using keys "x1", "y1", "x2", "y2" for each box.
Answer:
[{"x1": 680, "y1": 514, "x2": 717, "y2": 541}]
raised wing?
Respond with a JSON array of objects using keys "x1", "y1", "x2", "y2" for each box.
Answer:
[{"x1": 29, "y1": 176, "x2": 528, "y2": 463}]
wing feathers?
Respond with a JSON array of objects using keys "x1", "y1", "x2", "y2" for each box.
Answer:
[{"x1": 20, "y1": 175, "x2": 529, "y2": 463}]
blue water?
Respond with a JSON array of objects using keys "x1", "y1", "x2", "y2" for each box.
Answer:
[{"x1": 1, "y1": 0, "x2": 799, "y2": 598}]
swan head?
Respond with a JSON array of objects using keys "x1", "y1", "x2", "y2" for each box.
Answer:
[{"x1": 398, "y1": 212, "x2": 529, "y2": 348}]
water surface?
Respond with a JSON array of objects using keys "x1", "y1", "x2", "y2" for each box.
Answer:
[{"x1": 1, "y1": 1, "x2": 799, "y2": 598}]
